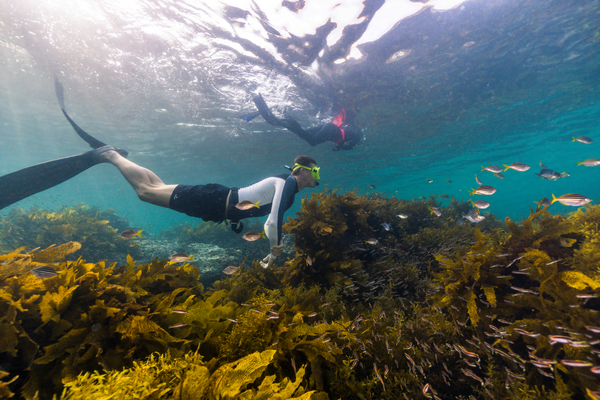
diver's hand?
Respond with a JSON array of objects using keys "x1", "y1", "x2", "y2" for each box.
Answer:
[
  {"x1": 260, "y1": 245, "x2": 284, "y2": 268},
  {"x1": 270, "y1": 244, "x2": 284, "y2": 257},
  {"x1": 260, "y1": 254, "x2": 275, "y2": 269}
]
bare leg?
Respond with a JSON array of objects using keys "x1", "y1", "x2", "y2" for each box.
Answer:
[{"x1": 99, "y1": 150, "x2": 176, "y2": 208}]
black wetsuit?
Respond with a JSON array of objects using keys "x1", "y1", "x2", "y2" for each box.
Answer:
[
  {"x1": 169, "y1": 173, "x2": 297, "y2": 245},
  {"x1": 252, "y1": 94, "x2": 362, "y2": 151}
]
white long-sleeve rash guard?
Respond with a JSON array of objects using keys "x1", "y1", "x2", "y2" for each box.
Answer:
[{"x1": 236, "y1": 174, "x2": 298, "y2": 253}]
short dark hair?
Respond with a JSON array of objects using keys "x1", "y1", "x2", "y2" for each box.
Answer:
[{"x1": 292, "y1": 155, "x2": 316, "y2": 176}]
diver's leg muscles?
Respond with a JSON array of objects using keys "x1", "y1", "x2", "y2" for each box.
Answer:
[{"x1": 101, "y1": 151, "x2": 176, "y2": 208}]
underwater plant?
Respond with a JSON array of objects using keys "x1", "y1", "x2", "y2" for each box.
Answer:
[
  {"x1": 0, "y1": 204, "x2": 142, "y2": 263},
  {"x1": 2, "y1": 192, "x2": 600, "y2": 399},
  {"x1": 60, "y1": 350, "x2": 328, "y2": 400},
  {"x1": 0, "y1": 242, "x2": 203, "y2": 399}
]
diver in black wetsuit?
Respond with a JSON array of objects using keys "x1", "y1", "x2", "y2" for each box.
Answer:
[{"x1": 248, "y1": 94, "x2": 363, "y2": 151}]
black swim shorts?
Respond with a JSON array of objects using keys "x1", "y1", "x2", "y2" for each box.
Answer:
[{"x1": 169, "y1": 184, "x2": 230, "y2": 222}]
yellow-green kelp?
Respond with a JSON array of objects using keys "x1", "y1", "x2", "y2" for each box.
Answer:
[
  {"x1": 1, "y1": 192, "x2": 599, "y2": 399},
  {"x1": 0, "y1": 204, "x2": 142, "y2": 263}
]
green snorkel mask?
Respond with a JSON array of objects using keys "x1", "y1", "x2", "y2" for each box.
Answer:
[{"x1": 292, "y1": 163, "x2": 320, "y2": 181}]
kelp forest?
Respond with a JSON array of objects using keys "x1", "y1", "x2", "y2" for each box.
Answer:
[{"x1": 1, "y1": 190, "x2": 600, "y2": 399}]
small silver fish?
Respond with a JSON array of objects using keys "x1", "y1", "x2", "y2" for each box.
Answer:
[
  {"x1": 560, "y1": 359, "x2": 592, "y2": 367},
  {"x1": 536, "y1": 169, "x2": 560, "y2": 180},
  {"x1": 170, "y1": 309, "x2": 188, "y2": 314},
  {"x1": 223, "y1": 266, "x2": 239, "y2": 275},
  {"x1": 469, "y1": 185, "x2": 496, "y2": 195},
  {"x1": 120, "y1": 229, "x2": 142, "y2": 240},
  {"x1": 169, "y1": 253, "x2": 193, "y2": 263},
  {"x1": 573, "y1": 136, "x2": 593, "y2": 144},
  {"x1": 31, "y1": 266, "x2": 58, "y2": 279},
  {"x1": 475, "y1": 174, "x2": 483, "y2": 185},
  {"x1": 235, "y1": 200, "x2": 260, "y2": 210},
  {"x1": 559, "y1": 172, "x2": 570, "y2": 178},
  {"x1": 463, "y1": 209, "x2": 485, "y2": 223},
  {"x1": 577, "y1": 158, "x2": 600, "y2": 167},
  {"x1": 503, "y1": 162, "x2": 530, "y2": 172},
  {"x1": 242, "y1": 230, "x2": 265, "y2": 241},
  {"x1": 429, "y1": 207, "x2": 442, "y2": 217},
  {"x1": 535, "y1": 197, "x2": 551, "y2": 208},
  {"x1": 168, "y1": 323, "x2": 189, "y2": 329},
  {"x1": 427, "y1": 178, "x2": 434, "y2": 184},
  {"x1": 551, "y1": 193, "x2": 591, "y2": 207},
  {"x1": 382, "y1": 222, "x2": 390, "y2": 231},
  {"x1": 366, "y1": 239, "x2": 378, "y2": 245},
  {"x1": 481, "y1": 165, "x2": 503, "y2": 174},
  {"x1": 494, "y1": 172, "x2": 504, "y2": 179},
  {"x1": 470, "y1": 199, "x2": 490, "y2": 209},
  {"x1": 397, "y1": 214, "x2": 408, "y2": 219}
]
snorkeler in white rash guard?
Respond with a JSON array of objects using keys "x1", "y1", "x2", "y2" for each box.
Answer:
[{"x1": 0, "y1": 78, "x2": 320, "y2": 268}]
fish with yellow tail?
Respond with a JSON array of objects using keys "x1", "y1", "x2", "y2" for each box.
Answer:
[
  {"x1": 470, "y1": 199, "x2": 490, "y2": 209},
  {"x1": 428, "y1": 206, "x2": 442, "y2": 217},
  {"x1": 242, "y1": 230, "x2": 266, "y2": 241},
  {"x1": 235, "y1": 200, "x2": 260, "y2": 210},
  {"x1": 577, "y1": 158, "x2": 600, "y2": 167},
  {"x1": 503, "y1": 162, "x2": 530, "y2": 171},
  {"x1": 469, "y1": 185, "x2": 496, "y2": 195},
  {"x1": 551, "y1": 193, "x2": 591, "y2": 207},
  {"x1": 119, "y1": 229, "x2": 143, "y2": 240},
  {"x1": 573, "y1": 136, "x2": 593, "y2": 144},
  {"x1": 481, "y1": 165, "x2": 503, "y2": 173}
]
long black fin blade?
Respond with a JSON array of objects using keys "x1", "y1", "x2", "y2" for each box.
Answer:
[
  {"x1": 0, "y1": 152, "x2": 95, "y2": 210},
  {"x1": 53, "y1": 76, "x2": 106, "y2": 149},
  {"x1": 60, "y1": 109, "x2": 106, "y2": 149},
  {"x1": 54, "y1": 75, "x2": 66, "y2": 110}
]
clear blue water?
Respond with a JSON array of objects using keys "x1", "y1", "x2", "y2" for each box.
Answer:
[{"x1": 1, "y1": 0, "x2": 599, "y2": 234}]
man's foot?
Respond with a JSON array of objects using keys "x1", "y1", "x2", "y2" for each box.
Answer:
[{"x1": 92, "y1": 145, "x2": 128, "y2": 163}]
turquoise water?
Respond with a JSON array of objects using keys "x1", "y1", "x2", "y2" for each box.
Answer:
[{"x1": 1, "y1": 0, "x2": 599, "y2": 233}]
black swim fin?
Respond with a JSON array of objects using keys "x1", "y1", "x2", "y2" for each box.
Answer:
[
  {"x1": 54, "y1": 76, "x2": 106, "y2": 149},
  {"x1": 241, "y1": 110, "x2": 261, "y2": 122},
  {"x1": 252, "y1": 94, "x2": 283, "y2": 126},
  {"x1": 0, "y1": 152, "x2": 96, "y2": 210}
]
